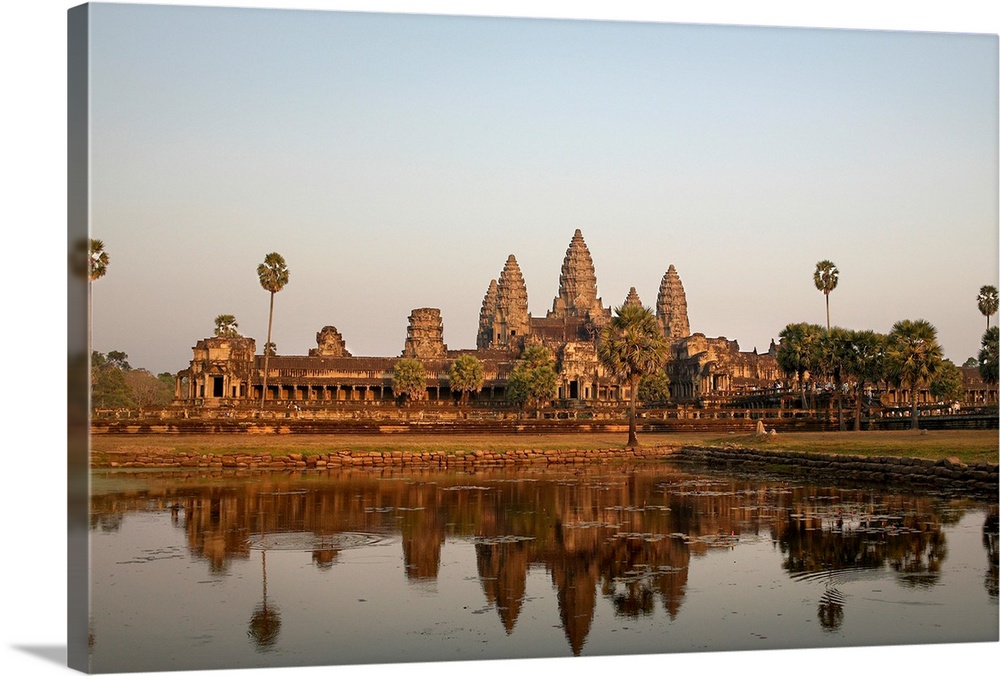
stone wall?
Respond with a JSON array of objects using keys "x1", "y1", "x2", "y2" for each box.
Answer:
[
  {"x1": 671, "y1": 445, "x2": 999, "y2": 496},
  {"x1": 89, "y1": 441, "x2": 999, "y2": 497}
]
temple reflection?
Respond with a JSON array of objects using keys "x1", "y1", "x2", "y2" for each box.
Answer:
[{"x1": 90, "y1": 465, "x2": 992, "y2": 654}]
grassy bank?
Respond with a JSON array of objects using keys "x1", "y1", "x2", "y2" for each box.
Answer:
[{"x1": 89, "y1": 429, "x2": 999, "y2": 465}]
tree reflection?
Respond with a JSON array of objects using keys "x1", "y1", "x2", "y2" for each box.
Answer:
[
  {"x1": 985, "y1": 508, "x2": 998, "y2": 599},
  {"x1": 248, "y1": 550, "x2": 281, "y2": 652},
  {"x1": 817, "y1": 587, "x2": 845, "y2": 631}
]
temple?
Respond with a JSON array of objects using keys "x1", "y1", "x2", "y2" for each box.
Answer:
[{"x1": 170, "y1": 229, "x2": 990, "y2": 416}]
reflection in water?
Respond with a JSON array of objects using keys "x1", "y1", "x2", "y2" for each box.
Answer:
[
  {"x1": 986, "y1": 507, "x2": 999, "y2": 599},
  {"x1": 247, "y1": 551, "x2": 281, "y2": 652},
  {"x1": 89, "y1": 465, "x2": 998, "y2": 669}
]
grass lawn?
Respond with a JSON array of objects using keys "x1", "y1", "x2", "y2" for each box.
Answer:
[{"x1": 89, "y1": 429, "x2": 999, "y2": 465}]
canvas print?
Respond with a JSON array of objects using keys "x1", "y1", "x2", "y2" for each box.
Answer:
[{"x1": 68, "y1": 2, "x2": 999, "y2": 674}]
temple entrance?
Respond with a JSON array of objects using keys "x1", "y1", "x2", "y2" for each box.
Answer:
[
  {"x1": 212, "y1": 376, "x2": 224, "y2": 398},
  {"x1": 569, "y1": 381, "x2": 579, "y2": 399}
]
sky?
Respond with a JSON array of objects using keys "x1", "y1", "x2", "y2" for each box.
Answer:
[
  {"x1": 79, "y1": 1, "x2": 999, "y2": 375},
  {"x1": 2, "y1": 3, "x2": 999, "y2": 676}
]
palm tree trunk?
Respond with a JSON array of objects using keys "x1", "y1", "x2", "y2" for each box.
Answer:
[
  {"x1": 910, "y1": 379, "x2": 920, "y2": 430},
  {"x1": 825, "y1": 293, "x2": 831, "y2": 331},
  {"x1": 260, "y1": 291, "x2": 275, "y2": 411},
  {"x1": 854, "y1": 382, "x2": 864, "y2": 431},
  {"x1": 627, "y1": 376, "x2": 639, "y2": 448}
]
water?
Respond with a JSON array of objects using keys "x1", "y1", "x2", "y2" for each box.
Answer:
[{"x1": 87, "y1": 463, "x2": 998, "y2": 673}]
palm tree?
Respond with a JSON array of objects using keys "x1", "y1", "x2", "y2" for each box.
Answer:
[
  {"x1": 813, "y1": 260, "x2": 839, "y2": 331},
  {"x1": 979, "y1": 326, "x2": 998, "y2": 385},
  {"x1": 597, "y1": 304, "x2": 670, "y2": 448},
  {"x1": 776, "y1": 322, "x2": 824, "y2": 409},
  {"x1": 815, "y1": 327, "x2": 852, "y2": 430},
  {"x1": 977, "y1": 285, "x2": 998, "y2": 330},
  {"x1": 86, "y1": 239, "x2": 109, "y2": 356},
  {"x1": 391, "y1": 358, "x2": 427, "y2": 405},
  {"x1": 213, "y1": 314, "x2": 239, "y2": 338},
  {"x1": 842, "y1": 330, "x2": 888, "y2": 431},
  {"x1": 886, "y1": 319, "x2": 943, "y2": 430},
  {"x1": 447, "y1": 354, "x2": 485, "y2": 407},
  {"x1": 257, "y1": 252, "x2": 290, "y2": 409}
]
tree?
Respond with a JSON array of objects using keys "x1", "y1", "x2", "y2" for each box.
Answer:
[
  {"x1": 776, "y1": 322, "x2": 824, "y2": 409},
  {"x1": 124, "y1": 368, "x2": 173, "y2": 414},
  {"x1": 89, "y1": 238, "x2": 109, "y2": 283},
  {"x1": 447, "y1": 354, "x2": 485, "y2": 406},
  {"x1": 814, "y1": 327, "x2": 852, "y2": 430},
  {"x1": 264, "y1": 342, "x2": 277, "y2": 357},
  {"x1": 977, "y1": 284, "x2": 998, "y2": 330},
  {"x1": 962, "y1": 357, "x2": 979, "y2": 368},
  {"x1": 813, "y1": 260, "x2": 839, "y2": 331},
  {"x1": 106, "y1": 350, "x2": 131, "y2": 371},
  {"x1": 85, "y1": 238, "x2": 110, "y2": 362},
  {"x1": 929, "y1": 360, "x2": 964, "y2": 405},
  {"x1": 505, "y1": 345, "x2": 558, "y2": 418},
  {"x1": 214, "y1": 314, "x2": 240, "y2": 338},
  {"x1": 391, "y1": 358, "x2": 427, "y2": 405},
  {"x1": 257, "y1": 252, "x2": 290, "y2": 409},
  {"x1": 597, "y1": 304, "x2": 670, "y2": 448},
  {"x1": 979, "y1": 326, "x2": 998, "y2": 385},
  {"x1": 886, "y1": 319, "x2": 943, "y2": 430},
  {"x1": 842, "y1": 330, "x2": 888, "y2": 431},
  {"x1": 90, "y1": 351, "x2": 132, "y2": 409},
  {"x1": 637, "y1": 370, "x2": 672, "y2": 406}
]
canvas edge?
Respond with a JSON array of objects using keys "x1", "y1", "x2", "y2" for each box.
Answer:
[{"x1": 68, "y1": 2, "x2": 91, "y2": 673}]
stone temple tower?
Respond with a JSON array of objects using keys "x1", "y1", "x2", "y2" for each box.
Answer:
[
  {"x1": 477, "y1": 255, "x2": 530, "y2": 349},
  {"x1": 656, "y1": 264, "x2": 691, "y2": 340},
  {"x1": 623, "y1": 287, "x2": 642, "y2": 309},
  {"x1": 547, "y1": 229, "x2": 610, "y2": 326},
  {"x1": 402, "y1": 307, "x2": 447, "y2": 359}
]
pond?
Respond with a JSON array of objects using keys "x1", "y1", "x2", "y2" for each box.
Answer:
[{"x1": 86, "y1": 462, "x2": 998, "y2": 673}]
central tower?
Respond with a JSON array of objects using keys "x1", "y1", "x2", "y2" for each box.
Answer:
[{"x1": 547, "y1": 229, "x2": 610, "y2": 326}]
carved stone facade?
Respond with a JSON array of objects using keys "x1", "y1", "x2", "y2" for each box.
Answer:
[
  {"x1": 402, "y1": 308, "x2": 447, "y2": 359},
  {"x1": 548, "y1": 229, "x2": 611, "y2": 328},
  {"x1": 174, "y1": 230, "x2": 795, "y2": 409},
  {"x1": 477, "y1": 255, "x2": 531, "y2": 350},
  {"x1": 309, "y1": 325, "x2": 350, "y2": 357},
  {"x1": 656, "y1": 265, "x2": 690, "y2": 340},
  {"x1": 623, "y1": 287, "x2": 642, "y2": 309}
]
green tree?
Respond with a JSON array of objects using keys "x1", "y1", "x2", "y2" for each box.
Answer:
[
  {"x1": 597, "y1": 304, "x2": 670, "y2": 448},
  {"x1": 842, "y1": 330, "x2": 888, "y2": 431},
  {"x1": 813, "y1": 260, "x2": 839, "y2": 331},
  {"x1": 264, "y1": 342, "x2": 277, "y2": 357},
  {"x1": 106, "y1": 350, "x2": 131, "y2": 371},
  {"x1": 977, "y1": 284, "x2": 998, "y2": 330},
  {"x1": 391, "y1": 358, "x2": 427, "y2": 405},
  {"x1": 979, "y1": 326, "x2": 998, "y2": 385},
  {"x1": 214, "y1": 314, "x2": 240, "y2": 338},
  {"x1": 814, "y1": 327, "x2": 852, "y2": 430},
  {"x1": 90, "y1": 350, "x2": 132, "y2": 409},
  {"x1": 776, "y1": 322, "x2": 824, "y2": 409},
  {"x1": 447, "y1": 354, "x2": 485, "y2": 406},
  {"x1": 505, "y1": 345, "x2": 558, "y2": 418},
  {"x1": 929, "y1": 360, "x2": 964, "y2": 405},
  {"x1": 962, "y1": 357, "x2": 979, "y2": 368},
  {"x1": 258, "y1": 252, "x2": 290, "y2": 409},
  {"x1": 886, "y1": 319, "x2": 943, "y2": 430},
  {"x1": 637, "y1": 370, "x2": 672, "y2": 405}
]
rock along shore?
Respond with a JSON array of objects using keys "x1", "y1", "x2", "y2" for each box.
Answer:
[{"x1": 90, "y1": 444, "x2": 999, "y2": 496}]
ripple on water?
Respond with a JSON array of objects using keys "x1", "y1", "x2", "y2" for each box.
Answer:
[{"x1": 246, "y1": 531, "x2": 390, "y2": 551}]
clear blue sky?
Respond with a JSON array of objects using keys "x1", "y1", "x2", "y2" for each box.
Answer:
[{"x1": 79, "y1": 2, "x2": 999, "y2": 376}]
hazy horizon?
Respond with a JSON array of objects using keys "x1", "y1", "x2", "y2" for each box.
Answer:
[{"x1": 85, "y1": 3, "x2": 999, "y2": 375}]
